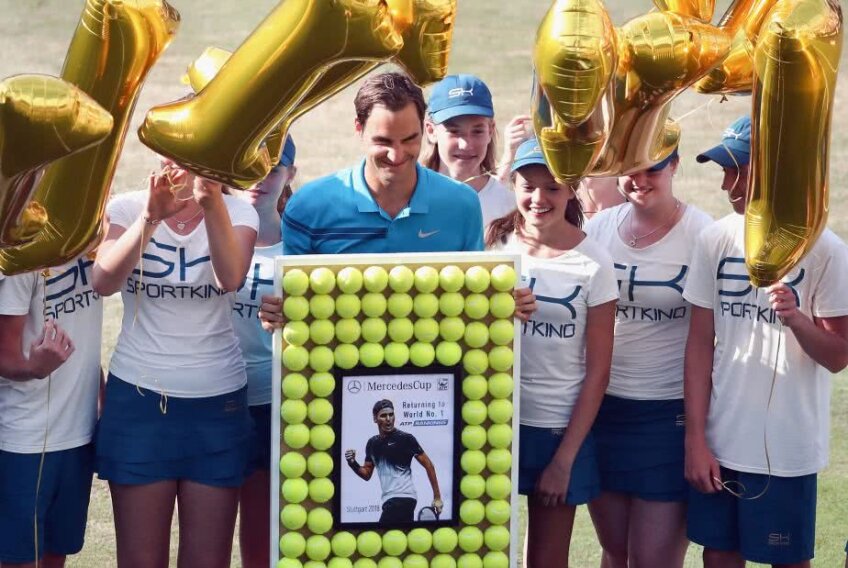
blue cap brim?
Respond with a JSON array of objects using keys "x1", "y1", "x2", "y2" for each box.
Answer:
[
  {"x1": 429, "y1": 104, "x2": 494, "y2": 124},
  {"x1": 696, "y1": 144, "x2": 749, "y2": 168},
  {"x1": 511, "y1": 156, "x2": 548, "y2": 172}
]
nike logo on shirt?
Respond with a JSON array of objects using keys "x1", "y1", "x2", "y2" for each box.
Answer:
[{"x1": 418, "y1": 230, "x2": 440, "y2": 239}]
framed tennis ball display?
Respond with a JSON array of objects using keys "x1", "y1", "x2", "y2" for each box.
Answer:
[{"x1": 272, "y1": 253, "x2": 521, "y2": 567}]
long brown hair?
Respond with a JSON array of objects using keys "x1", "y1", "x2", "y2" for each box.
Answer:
[{"x1": 420, "y1": 117, "x2": 499, "y2": 176}]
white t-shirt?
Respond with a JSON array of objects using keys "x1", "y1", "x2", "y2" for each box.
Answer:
[
  {"x1": 477, "y1": 177, "x2": 515, "y2": 227},
  {"x1": 683, "y1": 214, "x2": 848, "y2": 476},
  {"x1": 233, "y1": 244, "x2": 277, "y2": 406},
  {"x1": 584, "y1": 204, "x2": 713, "y2": 399},
  {"x1": 106, "y1": 191, "x2": 259, "y2": 398},
  {"x1": 493, "y1": 233, "x2": 619, "y2": 428},
  {"x1": 0, "y1": 257, "x2": 103, "y2": 453}
]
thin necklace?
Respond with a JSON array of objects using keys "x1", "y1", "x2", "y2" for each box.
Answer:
[
  {"x1": 625, "y1": 199, "x2": 681, "y2": 247},
  {"x1": 173, "y1": 207, "x2": 203, "y2": 231}
]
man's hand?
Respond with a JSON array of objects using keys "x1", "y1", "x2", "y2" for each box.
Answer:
[
  {"x1": 259, "y1": 294, "x2": 284, "y2": 333},
  {"x1": 29, "y1": 320, "x2": 74, "y2": 379},
  {"x1": 345, "y1": 449, "x2": 356, "y2": 462},
  {"x1": 431, "y1": 498, "x2": 443, "y2": 514}
]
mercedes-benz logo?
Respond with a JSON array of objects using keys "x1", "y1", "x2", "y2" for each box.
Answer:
[{"x1": 347, "y1": 380, "x2": 362, "y2": 394}]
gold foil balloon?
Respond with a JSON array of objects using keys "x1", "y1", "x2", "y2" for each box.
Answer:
[
  {"x1": 745, "y1": 0, "x2": 842, "y2": 287},
  {"x1": 392, "y1": 0, "x2": 457, "y2": 86},
  {"x1": 139, "y1": 0, "x2": 403, "y2": 189},
  {"x1": 1, "y1": 75, "x2": 113, "y2": 248},
  {"x1": 652, "y1": 0, "x2": 716, "y2": 21},
  {"x1": 0, "y1": 0, "x2": 179, "y2": 275}
]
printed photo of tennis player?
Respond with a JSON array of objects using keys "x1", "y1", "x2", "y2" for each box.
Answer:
[{"x1": 336, "y1": 369, "x2": 459, "y2": 528}]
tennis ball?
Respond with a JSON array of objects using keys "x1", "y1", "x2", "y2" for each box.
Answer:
[
  {"x1": 439, "y1": 265, "x2": 465, "y2": 292},
  {"x1": 431, "y1": 554, "x2": 457, "y2": 568},
  {"x1": 284, "y1": 424, "x2": 310, "y2": 449},
  {"x1": 332, "y1": 532, "x2": 357, "y2": 557},
  {"x1": 310, "y1": 320, "x2": 335, "y2": 345},
  {"x1": 307, "y1": 508, "x2": 334, "y2": 535},
  {"x1": 462, "y1": 425, "x2": 487, "y2": 450},
  {"x1": 439, "y1": 292, "x2": 465, "y2": 317},
  {"x1": 309, "y1": 295, "x2": 335, "y2": 320},
  {"x1": 489, "y1": 292, "x2": 516, "y2": 319},
  {"x1": 488, "y1": 320, "x2": 513, "y2": 346},
  {"x1": 363, "y1": 266, "x2": 388, "y2": 292},
  {"x1": 359, "y1": 343, "x2": 385, "y2": 368},
  {"x1": 308, "y1": 477, "x2": 335, "y2": 503},
  {"x1": 310, "y1": 425, "x2": 335, "y2": 451},
  {"x1": 488, "y1": 399, "x2": 514, "y2": 424},
  {"x1": 413, "y1": 318, "x2": 439, "y2": 342},
  {"x1": 402, "y1": 554, "x2": 428, "y2": 568},
  {"x1": 283, "y1": 296, "x2": 310, "y2": 321},
  {"x1": 280, "y1": 503, "x2": 307, "y2": 530},
  {"x1": 335, "y1": 294, "x2": 362, "y2": 319},
  {"x1": 308, "y1": 398, "x2": 334, "y2": 424},
  {"x1": 462, "y1": 375, "x2": 488, "y2": 400},
  {"x1": 281, "y1": 478, "x2": 308, "y2": 503},
  {"x1": 407, "y1": 528, "x2": 432, "y2": 554},
  {"x1": 488, "y1": 346, "x2": 514, "y2": 372},
  {"x1": 413, "y1": 293, "x2": 439, "y2": 318},
  {"x1": 334, "y1": 344, "x2": 360, "y2": 370},
  {"x1": 461, "y1": 450, "x2": 486, "y2": 474},
  {"x1": 436, "y1": 342, "x2": 462, "y2": 366},
  {"x1": 361, "y1": 293, "x2": 387, "y2": 318},
  {"x1": 490, "y1": 264, "x2": 517, "y2": 292},
  {"x1": 463, "y1": 322, "x2": 489, "y2": 349},
  {"x1": 278, "y1": 559, "x2": 303, "y2": 568},
  {"x1": 460, "y1": 474, "x2": 486, "y2": 499},
  {"x1": 361, "y1": 318, "x2": 387, "y2": 343},
  {"x1": 378, "y1": 558, "x2": 403, "y2": 568},
  {"x1": 462, "y1": 401, "x2": 487, "y2": 426},
  {"x1": 283, "y1": 321, "x2": 310, "y2": 346},
  {"x1": 335, "y1": 319, "x2": 362, "y2": 344},
  {"x1": 488, "y1": 373, "x2": 513, "y2": 399},
  {"x1": 337, "y1": 266, "x2": 364, "y2": 294},
  {"x1": 382, "y1": 530, "x2": 408, "y2": 556},
  {"x1": 388, "y1": 318, "x2": 414, "y2": 342},
  {"x1": 309, "y1": 346, "x2": 334, "y2": 372},
  {"x1": 433, "y1": 528, "x2": 458, "y2": 553},
  {"x1": 388, "y1": 293, "x2": 414, "y2": 318},
  {"x1": 306, "y1": 535, "x2": 331, "y2": 560},
  {"x1": 279, "y1": 452, "x2": 307, "y2": 478},
  {"x1": 304, "y1": 561, "x2": 325, "y2": 568},
  {"x1": 439, "y1": 317, "x2": 465, "y2": 342},
  {"x1": 409, "y1": 342, "x2": 435, "y2": 367},
  {"x1": 414, "y1": 266, "x2": 439, "y2": 293},
  {"x1": 281, "y1": 399, "x2": 307, "y2": 424},
  {"x1": 282, "y1": 373, "x2": 309, "y2": 399},
  {"x1": 482, "y1": 552, "x2": 508, "y2": 568},
  {"x1": 458, "y1": 526, "x2": 484, "y2": 552},
  {"x1": 487, "y1": 424, "x2": 513, "y2": 449},
  {"x1": 457, "y1": 554, "x2": 483, "y2": 568},
  {"x1": 486, "y1": 474, "x2": 512, "y2": 499},
  {"x1": 459, "y1": 500, "x2": 485, "y2": 525},
  {"x1": 310, "y1": 372, "x2": 335, "y2": 397},
  {"x1": 309, "y1": 267, "x2": 336, "y2": 295},
  {"x1": 465, "y1": 266, "x2": 491, "y2": 293},
  {"x1": 485, "y1": 500, "x2": 511, "y2": 525},
  {"x1": 357, "y1": 531, "x2": 382, "y2": 557},
  {"x1": 354, "y1": 560, "x2": 377, "y2": 568},
  {"x1": 389, "y1": 265, "x2": 415, "y2": 293},
  {"x1": 385, "y1": 343, "x2": 410, "y2": 368},
  {"x1": 283, "y1": 345, "x2": 309, "y2": 372},
  {"x1": 280, "y1": 532, "x2": 306, "y2": 559},
  {"x1": 484, "y1": 526, "x2": 510, "y2": 552},
  {"x1": 329, "y1": 560, "x2": 354, "y2": 568},
  {"x1": 307, "y1": 451, "x2": 333, "y2": 477},
  {"x1": 282, "y1": 269, "x2": 309, "y2": 296},
  {"x1": 464, "y1": 294, "x2": 489, "y2": 320},
  {"x1": 463, "y1": 349, "x2": 488, "y2": 375}
]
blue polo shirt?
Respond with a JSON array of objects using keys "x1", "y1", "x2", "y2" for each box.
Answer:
[{"x1": 282, "y1": 160, "x2": 484, "y2": 254}]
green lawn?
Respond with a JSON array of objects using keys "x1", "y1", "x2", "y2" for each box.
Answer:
[{"x1": 2, "y1": 0, "x2": 848, "y2": 566}]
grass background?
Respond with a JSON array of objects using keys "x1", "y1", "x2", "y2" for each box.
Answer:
[{"x1": 1, "y1": 0, "x2": 847, "y2": 565}]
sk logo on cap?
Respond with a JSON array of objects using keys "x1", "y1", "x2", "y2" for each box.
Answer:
[{"x1": 448, "y1": 87, "x2": 473, "y2": 98}]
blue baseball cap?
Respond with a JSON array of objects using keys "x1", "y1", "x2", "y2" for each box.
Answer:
[
  {"x1": 696, "y1": 116, "x2": 751, "y2": 168},
  {"x1": 279, "y1": 135, "x2": 296, "y2": 167},
  {"x1": 510, "y1": 138, "x2": 548, "y2": 172},
  {"x1": 427, "y1": 74, "x2": 494, "y2": 124},
  {"x1": 648, "y1": 147, "x2": 679, "y2": 172}
]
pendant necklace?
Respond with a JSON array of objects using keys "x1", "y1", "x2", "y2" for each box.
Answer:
[
  {"x1": 174, "y1": 208, "x2": 203, "y2": 231},
  {"x1": 626, "y1": 199, "x2": 680, "y2": 247}
]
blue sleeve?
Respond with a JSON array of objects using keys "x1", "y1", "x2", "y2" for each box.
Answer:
[
  {"x1": 465, "y1": 201, "x2": 485, "y2": 252},
  {"x1": 281, "y1": 194, "x2": 313, "y2": 255}
]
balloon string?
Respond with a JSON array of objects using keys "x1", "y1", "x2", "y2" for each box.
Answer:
[
  {"x1": 33, "y1": 269, "x2": 52, "y2": 565},
  {"x1": 673, "y1": 96, "x2": 716, "y2": 124}
]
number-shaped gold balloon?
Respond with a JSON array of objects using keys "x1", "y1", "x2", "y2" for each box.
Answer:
[
  {"x1": 392, "y1": 0, "x2": 457, "y2": 86},
  {"x1": 652, "y1": 0, "x2": 716, "y2": 22},
  {"x1": 0, "y1": 0, "x2": 179, "y2": 275},
  {"x1": 1, "y1": 75, "x2": 113, "y2": 248}
]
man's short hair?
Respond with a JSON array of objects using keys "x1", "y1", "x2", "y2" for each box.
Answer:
[
  {"x1": 354, "y1": 72, "x2": 426, "y2": 126},
  {"x1": 373, "y1": 399, "x2": 394, "y2": 417}
]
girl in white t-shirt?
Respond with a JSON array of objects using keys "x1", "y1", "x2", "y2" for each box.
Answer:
[
  {"x1": 93, "y1": 158, "x2": 258, "y2": 567},
  {"x1": 421, "y1": 74, "x2": 516, "y2": 227},
  {"x1": 583, "y1": 149, "x2": 712, "y2": 568},
  {"x1": 486, "y1": 139, "x2": 618, "y2": 567}
]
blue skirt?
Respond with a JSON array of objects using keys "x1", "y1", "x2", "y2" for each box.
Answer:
[
  {"x1": 592, "y1": 395, "x2": 686, "y2": 502},
  {"x1": 96, "y1": 374, "x2": 252, "y2": 488}
]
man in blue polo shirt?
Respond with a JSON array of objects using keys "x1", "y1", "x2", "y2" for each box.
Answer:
[{"x1": 282, "y1": 71, "x2": 484, "y2": 254}]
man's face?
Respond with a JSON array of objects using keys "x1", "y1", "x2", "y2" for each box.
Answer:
[
  {"x1": 374, "y1": 407, "x2": 396, "y2": 434},
  {"x1": 721, "y1": 163, "x2": 750, "y2": 215},
  {"x1": 357, "y1": 102, "x2": 423, "y2": 188}
]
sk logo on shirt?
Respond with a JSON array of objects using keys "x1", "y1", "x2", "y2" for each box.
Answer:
[
  {"x1": 613, "y1": 262, "x2": 689, "y2": 322},
  {"x1": 716, "y1": 256, "x2": 804, "y2": 323},
  {"x1": 44, "y1": 257, "x2": 100, "y2": 320},
  {"x1": 522, "y1": 277, "x2": 581, "y2": 340}
]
